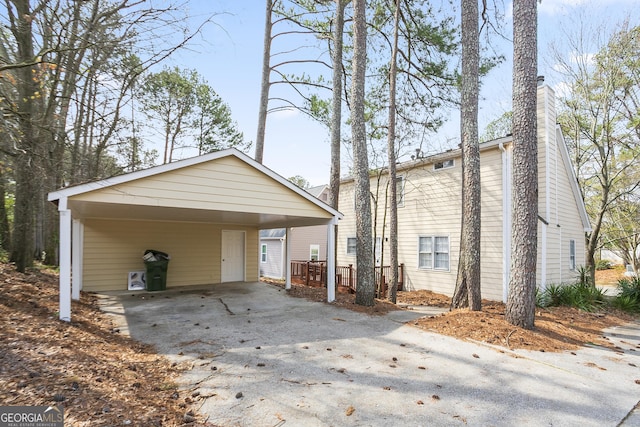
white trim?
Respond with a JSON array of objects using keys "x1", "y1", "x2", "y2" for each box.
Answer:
[
  {"x1": 260, "y1": 243, "x2": 268, "y2": 263},
  {"x1": 326, "y1": 217, "x2": 338, "y2": 302},
  {"x1": 58, "y1": 197, "x2": 72, "y2": 322},
  {"x1": 285, "y1": 227, "x2": 292, "y2": 290},
  {"x1": 500, "y1": 142, "x2": 512, "y2": 303},
  {"x1": 72, "y1": 219, "x2": 83, "y2": 300}
]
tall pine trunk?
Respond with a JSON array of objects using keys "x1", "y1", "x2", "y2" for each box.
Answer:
[
  {"x1": 451, "y1": 0, "x2": 481, "y2": 310},
  {"x1": 255, "y1": 0, "x2": 274, "y2": 164},
  {"x1": 386, "y1": 0, "x2": 400, "y2": 304},
  {"x1": 351, "y1": 0, "x2": 375, "y2": 306},
  {"x1": 506, "y1": 0, "x2": 538, "y2": 329}
]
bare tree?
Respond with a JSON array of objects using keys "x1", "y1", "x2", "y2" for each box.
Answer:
[
  {"x1": 386, "y1": 0, "x2": 401, "y2": 303},
  {"x1": 328, "y1": 0, "x2": 348, "y2": 210},
  {"x1": 555, "y1": 22, "x2": 640, "y2": 285},
  {"x1": 451, "y1": 0, "x2": 481, "y2": 310},
  {"x1": 0, "y1": 0, "x2": 216, "y2": 270},
  {"x1": 506, "y1": 0, "x2": 538, "y2": 329}
]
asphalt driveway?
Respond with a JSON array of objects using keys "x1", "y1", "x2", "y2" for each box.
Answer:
[{"x1": 99, "y1": 282, "x2": 640, "y2": 427}]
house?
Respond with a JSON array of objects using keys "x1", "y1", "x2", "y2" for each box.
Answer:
[
  {"x1": 259, "y1": 185, "x2": 331, "y2": 280},
  {"x1": 336, "y1": 82, "x2": 591, "y2": 301},
  {"x1": 48, "y1": 149, "x2": 342, "y2": 321}
]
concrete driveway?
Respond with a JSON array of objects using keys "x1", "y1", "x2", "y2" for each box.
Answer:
[{"x1": 99, "y1": 282, "x2": 640, "y2": 427}]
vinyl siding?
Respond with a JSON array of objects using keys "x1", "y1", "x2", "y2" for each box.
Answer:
[
  {"x1": 337, "y1": 147, "x2": 506, "y2": 300},
  {"x1": 71, "y1": 156, "x2": 332, "y2": 219},
  {"x1": 260, "y1": 239, "x2": 285, "y2": 279},
  {"x1": 82, "y1": 218, "x2": 258, "y2": 292},
  {"x1": 290, "y1": 225, "x2": 328, "y2": 260}
]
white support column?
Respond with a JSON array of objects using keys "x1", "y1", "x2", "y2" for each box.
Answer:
[
  {"x1": 285, "y1": 227, "x2": 292, "y2": 290},
  {"x1": 58, "y1": 198, "x2": 72, "y2": 322},
  {"x1": 326, "y1": 217, "x2": 337, "y2": 303},
  {"x1": 71, "y1": 219, "x2": 83, "y2": 300}
]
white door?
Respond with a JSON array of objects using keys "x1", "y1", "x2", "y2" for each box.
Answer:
[{"x1": 222, "y1": 230, "x2": 245, "y2": 282}]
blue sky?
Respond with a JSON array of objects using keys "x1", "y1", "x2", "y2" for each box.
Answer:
[{"x1": 164, "y1": 0, "x2": 638, "y2": 186}]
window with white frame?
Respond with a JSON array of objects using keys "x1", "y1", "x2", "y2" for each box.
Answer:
[
  {"x1": 347, "y1": 237, "x2": 357, "y2": 256},
  {"x1": 434, "y1": 159, "x2": 454, "y2": 170},
  {"x1": 569, "y1": 239, "x2": 576, "y2": 271},
  {"x1": 310, "y1": 244, "x2": 320, "y2": 261},
  {"x1": 418, "y1": 236, "x2": 449, "y2": 270},
  {"x1": 396, "y1": 176, "x2": 405, "y2": 207},
  {"x1": 261, "y1": 244, "x2": 267, "y2": 263}
]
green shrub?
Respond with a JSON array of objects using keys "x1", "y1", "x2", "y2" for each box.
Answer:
[
  {"x1": 576, "y1": 265, "x2": 594, "y2": 287},
  {"x1": 611, "y1": 295, "x2": 640, "y2": 312},
  {"x1": 595, "y1": 259, "x2": 612, "y2": 270},
  {"x1": 537, "y1": 282, "x2": 606, "y2": 312},
  {"x1": 617, "y1": 276, "x2": 640, "y2": 302}
]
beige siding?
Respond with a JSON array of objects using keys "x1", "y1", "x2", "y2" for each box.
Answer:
[
  {"x1": 290, "y1": 225, "x2": 328, "y2": 260},
  {"x1": 82, "y1": 218, "x2": 258, "y2": 292},
  {"x1": 71, "y1": 156, "x2": 332, "y2": 219},
  {"x1": 338, "y1": 148, "x2": 506, "y2": 300}
]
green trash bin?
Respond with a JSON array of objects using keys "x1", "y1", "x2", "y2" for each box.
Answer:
[{"x1": 143, "y1": 250, "x2": 170, "y2": 291}]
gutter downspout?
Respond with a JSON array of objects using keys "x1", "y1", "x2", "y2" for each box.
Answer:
[
  {"x1": 58, "y1": 197, "x2": 72, "y2": 322},
  {"x1": 499, "y1": 142, "x2": 511, "y2": 302}
]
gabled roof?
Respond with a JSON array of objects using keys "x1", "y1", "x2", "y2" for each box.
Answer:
[
  {"x1": 556, "y1": 127, "x2": 592, "y2": 232},
  {"x1": 48, "y1": 148, "x2": 342, "y2": 228},
  {"x1": 306, "y1": 184, "x2": 329, "y2": 198}
]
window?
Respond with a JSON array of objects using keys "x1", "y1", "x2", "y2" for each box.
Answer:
[
  {"x1": 261, "y1": 244, "x2": 267, "y2": 263},
  {"x1": 396, "y1": 176, "x2": 405, "y2": 207},
  {"x1": 434, "y1": 159, "x2": 454, "y2": 170},
  {"x1": 569, "y1": 239, "x2": 576, "y2": 271},
  {"x1": 347, "y1": 237, "x2": 357, "y2": 256},
  {"x1": 418, "y1": 236, "x2": 433, "y2": 269},
  {"x1": 418, "y1": 236, "x2": 449, "y2": 270},
  {"x1": 310, "y1": 244, "x2": 320, "y2": 261}
]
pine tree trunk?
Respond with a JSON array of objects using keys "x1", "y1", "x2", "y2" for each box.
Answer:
[
  {"x1": 328, "y1": 0, "x2": 346, "y2": 211},
  {"x1": 452, "y1": 0, "x2": 481, "y2": 311},
  {"x1": 386, "y1": 0, "x2": 400, "y2": 304},
  {"x1": 351, "y1": 0, "x2": 375, "y2": 307},
  {"x1": 506, "y1": 0, "x2": 538, "y2": 329},
  {"x1": 255, "y1": 0, "x2": 274, "y2": 164}
]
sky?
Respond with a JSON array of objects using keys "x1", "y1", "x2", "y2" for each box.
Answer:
[{"x1": 162, "y1": 0, "x2": 638, "y2": 187}]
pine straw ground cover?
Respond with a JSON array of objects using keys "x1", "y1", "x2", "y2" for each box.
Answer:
[
  {"x1": 1, "y1": 264, "x2": 638, "y2": 426},
  {"x1": 274, "y1": 278, "x2": 638, "y2": 353},
  {"x1": 0, "y1": 263, "x2": 215, "y2": 426}
]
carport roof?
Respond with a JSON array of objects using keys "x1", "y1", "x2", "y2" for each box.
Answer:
[{"x1": 48, "y1": 148, "x2": 342, "y2": 229}]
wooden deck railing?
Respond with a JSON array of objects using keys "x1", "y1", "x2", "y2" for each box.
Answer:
[{"x1": 291, "y1": 261, "x2": 404, "y2": 298}]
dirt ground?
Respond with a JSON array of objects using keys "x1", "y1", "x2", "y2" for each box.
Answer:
[
  {"x1": 1, "y1": 263, "x2": 637, "y2": 426},
  {"x1": 0, "y1": 263, "x2": 214, "y2": 426}
]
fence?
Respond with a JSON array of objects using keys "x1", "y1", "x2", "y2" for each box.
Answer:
[{"x1": 292, "y1": 261, "x2": 404, "y2": 298}]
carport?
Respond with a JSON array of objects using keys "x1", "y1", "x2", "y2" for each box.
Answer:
[{"x1": 48, "y1": 148, "x2": 342, "y2": 321}]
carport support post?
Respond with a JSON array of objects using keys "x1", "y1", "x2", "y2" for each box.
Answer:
[
  {"x1": 285, "y1": 227, "x2": 292, "y2": 290},
  {"x1": 326, "y1": 217, "x2": 337, "y2": 303},
  {"x1": 72, "y1": 219, "x2": 83, "y2": 300},
  {"x1": 58, "y1": 197, "x2": 72, "y2": 322}
]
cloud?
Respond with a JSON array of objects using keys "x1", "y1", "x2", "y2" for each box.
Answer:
[
  {"x1": 537, "y1": 0, "x2": 589, "y2": 16},
  {"x1": 271, "y1": 108, "x2": 300, "y2": 120}
]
